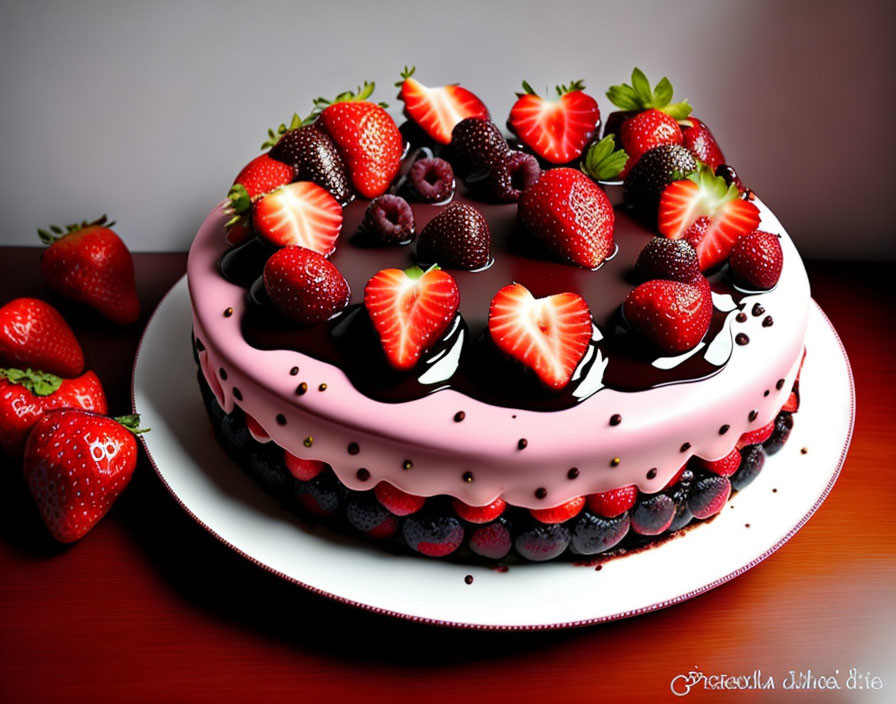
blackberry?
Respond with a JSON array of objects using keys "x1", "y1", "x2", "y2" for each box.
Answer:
[
  {"x1": 247, "y1": 447, "x2": 291, "y2": 494},
  {"x1": 407, "y1": 157, "x2": 455, "y2": 203},
  {"x1": 634, "y1": 237, "x2": 702, "y2": 284},
  {"x1": 688, "y1": 475, "x2": 731, "y2": 519},
  {"x1": 220, "y1": 410, "x2": 250, "y2": 452},
  {"x1": 630, "y1": 493, "x2": 676, "y2": 535},
  {"x1": 416, "y1": 202, "x2": 491, "y2": 270},
  {"x1": 362, "y1": 195, "x2": 415, "y2": 244},
  {"x1": 668, "y1": 486, "x2": 694, "y2": 531},
  {"x1": 570, "y1": 511, "x2": 630, "y2": 555},
  {"x1": 469, "y1": 516, "x2": 513, "y2": 560},
  {"x1": 731, "y1": 444, "x2": 766, "y2": 491},
  {"x1": 763, "y1": 412, "x2": 794, "y2": 455},
  {"x1": 345, "y1": 491, "x2": 393, "y2": 533},
  {"x1": 269, "y1": 123, "x2": 352, "y2": 204},
  {"x1": 514, "y1": 521, "x2": 570, "y2": 562},
  {"x1": 477, "y1": 151, "x2": 541, "y2": 203},
  {"x1": 295, "y1": 470, "x2": 347, "y2": 517},
  {"x1": 402, "y1": 512, "x2": 465, "y2": 557},
  {"x1": 449, "y1": 117, "x2": 510, "y2": 179},
  {"x1": 624, "y1": 144, "x2": 697, "y2": 223}
]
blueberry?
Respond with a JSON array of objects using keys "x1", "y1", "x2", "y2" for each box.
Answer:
[
  {"x1": 296, "y1": 470, "x2": 347, "y2": 517},
  {"x1": 247, "y1": 447, "x2": 290, "y2": 494},
  {"x1": 668, "y1": 487, "x2": 694, "y2": 531},
  {"x1": 469, "y1": 516, "x2": 513, "y2": 560},
  {"x1": 402, "y1": 513, "x2": 465, "y2": 557},
  {"x1": 731, "y1": 444, "x2": 766, "y2": 491},
  {"x1": 345, "y1": 491, "x2": 392, "y2": 533},
  {"x1": 220, "y1": 411, "x2": 250, "y2": 451},
  {"x1": 763, "y1": 411, "x2": 794, "y2": 455},
  {"x1": 408, "y1": 157, "x2": 455, "y2": 203},
  {"x1": 362, "y1": 194, "x2": 415, "y2": 245},
  {"x1": 570, "y1": 511, "x2": 630, "y2": 555},
  {"x1": 630, "y1": 493, "x2": 676, "y2": 535},
  {"x1": 514, "y1": 522, "x2": 570, "y2": 562},
  {"x1": 688, "y1": 475, "x2": 732, "y2": 519}
]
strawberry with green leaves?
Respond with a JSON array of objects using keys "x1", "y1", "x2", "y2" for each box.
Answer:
[
  {"x1": 507, "y1": 80, "x2": 600, "y2": 164},
  {"x1": 38, "y1": 215, "x2": 140, "y2": 325},
  {"x1": 364, "y1": 265, "x2": 460, "y2": 371},
  {"x1": 313, "y1": 82, "x2": 403, "y2": 199},
  {"x1": 0, "y1": 368, "x2": 107, "y2": 458},
  {"x1": 658, "y1": 166, "x2": 761, "y2": 270},
  {"x1": 396, "y1": 66, "x2": 490, "y2": 145},
  {"x1": 0, "y1": 298, "x2": 84, "y2": 377},
  {"x1": 24, "y1": 409, "x2": 145, "y2": 542}
]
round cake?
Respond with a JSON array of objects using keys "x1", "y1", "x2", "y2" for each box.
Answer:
[{"x1": 187, "y1": 68, "x2": 808, "y2": 562}]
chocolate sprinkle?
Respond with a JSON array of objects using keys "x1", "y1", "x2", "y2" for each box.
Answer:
[
  {"x1": 224, "y1": 307, "x2": 233, "y2": 318},
  {"x1": 517, "y1": 438, "x2": 528, "y2": 450},
  {"x1": 276, "y1": 414, "x2": 286, "y2": 426},
  {"x1": 735, "y1": 333, "x2": 750, "y2": 346},
  {"x1": 736, "y1": 312, "x2": 748, "y2": 323},
  {"x1": 762, "y1": 315, "x2": 774, "y2": 327},
  {"x1": 232, "y1": 387, "x2": 242, "y2": 401},
  {"x1": 609, "y1": 413, "x2": 622, "y2": 426},
  {"x1": 289, "y1": 366, "x2": 299, "y2": 376},
  {"x1": 751, "y1": 303, "x2": 765, "y2": 316},
  {"x1": 719, "y1": 424, "x2": 730, "y2": 435},
  {"x1": 356, "y1": 468, "x2": 370, "y2": 481},
  {"x1": 296, "y1": 382, "x2": 308, "y2": 395},
  {"x1": 646, "y1": 468, "x2": 657, "y2": 480},
  {"x1": 454, "y1": 411, "x2": 466, "y2": 422},
  {"x1": 764, "y1": 390, "x2": 770, "y2": 397},
  {"x1": 534, "y1": 487, "x2": 547, "y2": 500},
  {"x1": 464, "y1": 575, "x2": 474, "y2": 585},
  {"x1": 403, "y1": 459, "x2": 413, "y2": 470},
  {"x1": 567, "y1": 467, "x2": 580, "y2": 479},
  {"x1": 219, "y1": 368, "x2": 227, "y2": 380},
  {"x1": 195, "y1": 339, "x2": 205, "y2": 352},
  {"x1": 680, "y1": 442, "x2": 691, "y2": 453},
  {"x1": 776, "y1": 378, "x2": 786, "y2": 390},
  {"x1": 347, "y1": 442, "x2": 360, "y2": 455},
  {"x1": 748, "y1": 409, "x2": 758, "y2": 422},
  {"x1": 801, "y1": 447, "x2": 808, "y2": 455},
  {"x1": 462, "y1": 471, "x2": 473, "y2": 483}
]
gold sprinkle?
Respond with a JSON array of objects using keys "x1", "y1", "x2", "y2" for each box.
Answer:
[
  {"x1": 402, "y1": 459, "x2": 413, "y2": 470},
  {"x1": 224, "y1": 307, "x2": 233, "y2": 317},
  {"x1": 318, "y1": 383, "x2": 327, "y2": 391},
  {"x1": 303, "y1": 437, "x2": 313, "y2": 448},
  {"x1": 610, "y1": 457, "x2": 621, "y2": 467}
]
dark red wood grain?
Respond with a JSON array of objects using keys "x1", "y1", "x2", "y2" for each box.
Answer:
[{"x1": 1, "y1": 249, "x2": 893, "y2": 703}]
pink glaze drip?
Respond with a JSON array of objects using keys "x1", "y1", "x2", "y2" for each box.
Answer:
[{"x1": 187, "y1": 199, "x2": 809, "y2": 509}]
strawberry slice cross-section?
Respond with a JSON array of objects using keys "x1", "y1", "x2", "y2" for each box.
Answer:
[
  {"x1": 488, "y1": 283, "x2": 594, "y2": 390},
  {"x1": 364, "y1": 265, "x2": 460, "y2": 371},
  {"x1": 252, "y1": 181, "x2": 343, "y2": 255},
  {"x1": 396, "y1": 66, "x2": 490, "y2": 145},
  {"x1": 507, "y1": 80, "x2": 601, "y2": 164},
  {"x1": 657, "y1": 166, "x2": 760, "y2": 270}
]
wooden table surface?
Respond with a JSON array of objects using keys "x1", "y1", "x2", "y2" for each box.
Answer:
[{"x1": 1, "y1": 248, "x2": 893, "y2": 703}]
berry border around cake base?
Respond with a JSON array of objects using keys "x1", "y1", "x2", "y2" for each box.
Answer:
[{"x1": 133, "y1": 277, "x2": 854, "y2": 630}]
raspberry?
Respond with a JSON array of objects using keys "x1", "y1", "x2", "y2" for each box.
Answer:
[
  {"x1": 362, "y1": 194, "x2": 415, "y2": 245},
  {"x1": 478, "y1": 151, "x2": 541, "y2": 203},
  {"x1": 449, "y1": 117, "x2": 510, "y2": 178},
  {"x1": 634, "y1": 237, "x2": 703, "y2": 284},
  {"x1": 729, "y1": 231, "x2": 784, "y2": 290},
  {"x1": 408, "y1": 157, "x2": 455, "y2": 203}
]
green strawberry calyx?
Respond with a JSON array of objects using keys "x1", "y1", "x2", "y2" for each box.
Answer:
[
  {"x1": 38, "y1": 214, "x2": 116, "y2": 246},
  {"x1": 260, "y1": 112, "x2": 305, "y2": 150},
  {"x1": 114, "y1": 413, "x2": 150, "y2": 435},
  {"x1": 404, "y1": 264, "x2": 440, "y2": 281},
  {"x1": 0, "y1": 368, "x2": 64, "y2": 396},
  {"x1": 581, "y1": 135, "x2": 628, "y2": 181},
  {"x1": 686, "y1": 164, "x2": 740, "y2": 210},
  {"x1": 308, "y1": 81, "x2": 388, "y2": 121},
  {"x1": 606, "y1": 68, "x2": 692, "y2": 120},
  {"x1": 517, "y1": 79, "x2": 586, "y2": 100}
]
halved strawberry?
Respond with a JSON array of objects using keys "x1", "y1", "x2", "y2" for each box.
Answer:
[
  {"x1": 586, "y1": 485, "x2": 638, "y2": 517},
  {"x1": 252, "y1": 182, "x2": 343, "y2": 254},
  {"x1": 507, "y1": 80, "x2": 600, "y2": 164},
  {"x1": 782, "y1": 391, "x2": 799, "y2": 412},
  {"x1": 396, "y1": 66, "x2": 489, "y2": 145},
  {"x1": 364, "y1": 266, "x2": 460, "y2": 371},
  {"x1": 284, "y1": 452, "x2": 326, "y2": 481},
  {"x1": 736, "y1": 420, "x2": 776, "y2": 449},
  {"x1": 696, "y1": 449, "x2": 741, "y2": 476},
  {"x1": 450, "y1": 497, "x2": 506, "y2": 524},
  {"x1": 658, "y1": 166, "x2": 761, "y2": 270},
  {"x1": 374, "y1": 481, "x2": 426, "y2": 516},
  {"x1": 488, "y1": 283, "x2": 593, "y2": 390},
  {"x1": 530, "y1": 496, "x2": 585, "y2": 524}
]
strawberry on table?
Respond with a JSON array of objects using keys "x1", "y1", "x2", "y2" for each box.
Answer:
[
  {"x1": 263, "y1": 246, "x2": 350, "y2": 324},
  {"x1": 0, "y1": 298, "x2": 84, "y2": 377},
  {"x1": 396, "y1": 66, "x2": 490, "y2": 145},
  {"x1": 658, "y1": 166, "x2": 761, "y2": 270},
  {"x1": 38, "y1": 215, "x2": 140, "y2": 325},
  {"x1": 23, "y1": 409, "x2": 144, "y2": 543},
  {"x1": 252, "y1": 181, "x2": 343, "y2": 254},
  {"x1": 507, "y1": 80, "x2": 600, "y2": 164},
  {"x1": 488, "y1": 283, "x2": 593, "y2": 390},
  {"x1": 364, "y1": 265, "x2": 460, "y2": 371},
  {"x1": 623, "y1": 278, "x2": 713, "y2": 354},
  {"x1": 0, "y1": 368, "x2": 107, "y2": 458},
  {"x1": 517, "y1": 167, "x2": 615, "y2": 269},
  {"x1": 313, "y1": 82, "x2": 403, "y2": 199}
]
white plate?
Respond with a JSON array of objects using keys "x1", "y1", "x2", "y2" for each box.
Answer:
[{"x1": 132, "y1": 277, "x2": 854, "y2": 630}]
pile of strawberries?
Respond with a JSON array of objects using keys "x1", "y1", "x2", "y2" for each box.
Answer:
[
  {"x1": 1, "y1": 219, "x2": 145, "y2": 543},
  {"x1": 225, "y1": 66, "x2": 785, "y2": 394}
]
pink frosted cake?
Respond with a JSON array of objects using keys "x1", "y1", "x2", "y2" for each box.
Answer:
[{"x1": 187, "y1": 68, "x2": 807, "y2": 561}]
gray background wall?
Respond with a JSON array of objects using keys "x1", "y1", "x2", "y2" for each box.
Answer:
[{"x1": 1, "y1": 0, "x2": 893, "y2": 259}]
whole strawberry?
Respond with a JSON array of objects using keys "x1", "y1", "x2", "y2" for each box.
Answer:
[
  {"x1": 518, "y1": 167, "x2": 615, "y2": 269},
  {"x1": 0, "y1": 298, "x2": 84, "y2": 377},
  {"x1": 232, "y1": 152, "x2": 295, "y2": 199},
  {"x1": 623, "y1": 279, "x2": 713, "y2": 354},
  {"x1": 681, "y1": 117, "x2": 725, "y2": 170},
  {"x1": 314, "y1": 82, "x2": 403, "y2": 199},
  {"x1": 619, "y1": 108, "x2": 683, "y2": 177},
  {"x1": 416, "y1": 203, "x2": 491, "y2": 270},
  {"x1": 38, "y1": 216, "x2": 139, "y2": 325},
  {"x1": 0, "y1": 368, "x2": 107, "y2": 457},
  {"x1": 729, "y1": 231, "x2": 784, "y2": 289},
  {"x1": 23, "y1": 410, "x2": 143, "y2": 542},
  {"x1": 263, "y1": 246, "x2": 351, "y2": 324}
]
